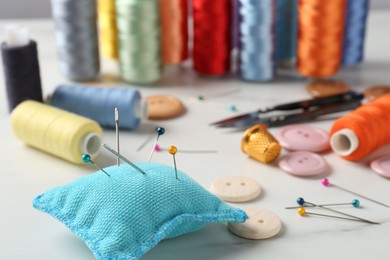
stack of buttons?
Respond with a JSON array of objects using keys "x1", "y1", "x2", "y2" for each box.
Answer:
[
  {"x1": 116, "y1": 0, "x2": 161, "y2": 84},
  {"x1": 51, "y1": 0, "x2": 100, "y2": 81}
]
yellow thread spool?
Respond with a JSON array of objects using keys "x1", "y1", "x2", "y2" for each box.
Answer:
[
  {"x1": 98, "y1": 0, "x2": 118, "y2": 59},
  {"x1": 241, "y1": 124, "x2": 281, "y2": 163},
  {"x1": 11, "y1": 101, "x2": 103, "y2": 164}
]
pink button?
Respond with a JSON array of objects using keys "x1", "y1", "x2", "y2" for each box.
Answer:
[
  {"x1": 371, "y1": 156, "x2": 390, "y2": 178},
  {"x1": 278, "y1": 151, "x2": 329, "y2": 177},
  {"x1": 275, "y1": 125, "x2": 330, "y2": 152}
]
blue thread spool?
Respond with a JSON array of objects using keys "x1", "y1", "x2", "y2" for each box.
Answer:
[
  {"x1": 342, "y1": 0, "x2": 369, "y2": 66},
  {"x1": 276, "y1": 0, "x2": 298, "y2": 63},
  {"x1": 238, "y1": 0, "x2": 276, "y2": 82},
  {"x1": 51, "y1": 84, "x2": 146, "y2": 129}
]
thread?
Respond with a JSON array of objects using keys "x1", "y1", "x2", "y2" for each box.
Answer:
[
  {"x1": 98, "y1": 0, "x2": 118, "y2": 59},
  {"x1": 238, "y1": 0, "x2": 276, "y2": 81},
  {"x1": 116, "y1": 0, "x2": 161, "y2": 84},
  {"x1": 1, "y1": 25, "x2": 43, "y2": 112},
  {"x1": 192, "y1": 0, "x2": 232, "y2": 75},
  {"x1": 296, "y1": 0, "x2": 346, "y2": 78},
  {"x1": 330, "y1": 94, "x2": 390, "y2": 161},
  {"x1": 11, "y1": 101, "x2": 102, "y2": 164},
  {"x1": 51, "y1": 84, "x2": 146, "y2": 129},
  {"x1": 342, "y1": 0, "x2": 370, "y2": 66},
  {"x1": 51, "y1": 0, "x2": 100, "y2": 81},
  {"x1": 276, "y1": 0, "x2": 298, "y2": 63},
  {"x1": 160, "y1": 0, "x2": 188, "y2": 64}
]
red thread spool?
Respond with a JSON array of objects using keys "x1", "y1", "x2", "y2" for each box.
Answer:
[
  {"x1": 330, "y1": 94, "x2": 390, "y2": 161},
  {"x1": 296, "y1": 0, "x2": 346, "y2": 78},
  {"x1": 192, "y1": 0, "x2": 232, "y2": 75}
]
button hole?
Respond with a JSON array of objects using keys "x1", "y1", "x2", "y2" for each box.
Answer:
[
  {"x1": 258, "y1": 219, "x2": 264, "y2": 224},
  {"x1": 225, "y1": 182, "x2": 231, "y2": 186},
  {"x1": 240, "y1": 182, "x2": 246, "y2": 186}
]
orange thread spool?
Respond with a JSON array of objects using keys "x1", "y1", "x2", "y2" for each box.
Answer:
[
  {"x1": 330, "y1": 94, "x2": 390, "y2": 161},
  {"x1": 296, "y1": 0, "x2": 346, "y2": 78},
  {"x1": 160, "y1": 0, "x2": 188, "y2": 64}
]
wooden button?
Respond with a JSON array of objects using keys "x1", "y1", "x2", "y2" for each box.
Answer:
[
  {"x1": 146, "y1": 95, "x2": 185, "y2": 120},
  {"x1": 210, "y1": 176, "x2": 261, "y2": 203},
  {"x1": 364, "y1": 86, "x2": 390, "y2": 102},
  {"x1": 228, "y1": 208, "x2": 282, "y2": 240},
  {"x1": 307, "y1": 80, "x2": 351, "y2": 97}
]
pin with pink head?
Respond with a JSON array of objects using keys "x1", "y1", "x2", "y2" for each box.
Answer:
[
  {"x1": 154, "y1": 144, "x2": 161, "y2": 152},
  {"x1": 321, "y1": 178, "x2": 330, "y2": 187}
]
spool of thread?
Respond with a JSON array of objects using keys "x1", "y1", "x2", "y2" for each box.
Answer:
[
  {"x1": 296, "y1": 0, "x2": 346, "y2": 78},
  {"x1": 342, "y1": 0, "x2": 370, "y2": 66},
  {"x1": 330, "y1": 94, "x2": 390, "y2": 161},
  {"x1": 1, "y1": 25, "x2": 43, "y2": 112},
  {"x1": 160, "y1": 0, "x2": 188, "y2": 64},
  {"x1": 51, "y1": 84, "x2": 147, "y2": 129},
  {"x1": 192, "y1": 0, "x2": 232, "y2": 75},
  {"x1": 51, "y1": 0, "x2": 100, "y2": 81},
  {"x1": 238, "y1": 0, "x2": 276, "y2": 82},
  {"x1": 11, "y1": 101, "x2": 102, "y2": 164},
  {"x1": 116, "y1": 0, "x2": 161, "y2": 84},
  {"x1": 276, "y1": 0, "x2": 298, "y2": 64},
  {"x1": 98, "y1": 0, "x2": 118, "y2": 59},
  {"x1": 241, "y1": 124, "x2": 281, "y2": 164}
]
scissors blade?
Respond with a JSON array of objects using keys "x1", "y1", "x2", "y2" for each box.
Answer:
[
  {"x1": 215, "y1": 117, "x2": 267, "y2": 128},
  {"x1": 210, "y1": 111, "x2": 260, "y2": 126}
]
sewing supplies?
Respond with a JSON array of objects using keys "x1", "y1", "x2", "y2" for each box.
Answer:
[
  {"x1": 364, "y1": 85, "x2": 390, "y2": 102},
  {"x1": 192, "y1": 0, "x2": 232, "y2": 75},
  {"x1": 146, "y1": 95, "x2": 186, "y2": 120},
  {"x1": 82, "y1": 154, "x2": 110, "y2": 176},
  {"x1": 103, "y1": 143, "x2": 147, "y2": 175},
  {"x1": 116, "y1": 0, "x2": 161, "y2": 84},
  {"x1": 115, "y1": 108, "x2": 120, "y2": 166},
  {"x1": 307, "y1": 80, "x2": 351, "y2": 98},
  {"x1": 210, "y1": 176, "x2": 261, "y2": 203},
  {"x1": 154, "y1": 144, "x2": 218, "y2": 154},
  {"x1": 1, "y1": 25, "x2": 43, "y2": 112},
  {"x1": 238, "y1": 0, "x2": 276, "y2": 81},
  {"x1": 148, "y1": 127, "x2": 165, "y2": 162},
  {"x1": 321, "y1": 178, "x2": 389, "y2": 208},
  {"x1": 11, "y1": 100, "x2": 102, "y2": 164},
  {"x1": 275, "y1": 125, "x2": 330, "y2": 152},
  {"x1": 228, "y1": 208, "x2": 282, "y2": 240},
  {"x1": 330, "y1": 94, "x2": 390, "y2": 161},
  {"x1": 370, "y1": 155, "x2": 390, "y2": 179},
  {"x1": 51, "y1": 0, "x2": 100, "y2": 81},
  {"x1": 286, "y1": 199, "x2": 360, "y2": 209},
  {"x1": 296, "y1": 0, "x2": 346, "y2": 78},
  {"x1": 241, "y1": 124, "x2": 281, "y2": 164},
  {"x1": 98, "y1": 0, "x2": 118, "y2": 59},
  {"x1": 342, "y1": 0, "x2": 369, "y2": 66},
  {"x1": 160, "y1": 0, "x2": 188, "y2": 64},
  {"x1": 276, "y1": 0, "x2": 297, "y2": 64},
  {"x1": 278, "y1": 151, "x2": 329, "y2": 177},
  {"x1": 197, "y1": 89, "x2": 241, "y2": 101},
  {"x1": 168, "y1": 146, "x2": 178, "y2": 179},
  {"x1": 51, "y1": 84, "x2": 146, "y2": 129},
  {"x1": 295, "y1": 197, "x2": 378, "y2": 224},
  {"x1": 297, "y1": 207, "x2": 369, "y2": 223},
  {"x1": 212, "y1": 91, "x2": 363, "y2": 128}
]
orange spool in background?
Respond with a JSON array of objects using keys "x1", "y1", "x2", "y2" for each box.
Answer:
[
  {"x1": 296, "y1": 0, "x2": 346, "y2": 78},
  {"x1": 160, "y1": 0, "x2": 188, "y2": 64},
  {"x1": 330, "y1": 94, "x2": 390, "y2": 161}
]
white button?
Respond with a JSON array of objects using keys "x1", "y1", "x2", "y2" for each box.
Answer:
[
  {"x1": 210, "y1": 176, "x2": 261, "y2": 203},
  {"x1": 278, "y1": 151, "x2": 329, "y2": 177},
  {"x1": 228, "y1": 208, "x2": 282, "y2": 240}
]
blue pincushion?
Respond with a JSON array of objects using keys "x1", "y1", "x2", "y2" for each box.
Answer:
[{"x1": 33, "y1": 163, "x2": 247, "y2": 259}]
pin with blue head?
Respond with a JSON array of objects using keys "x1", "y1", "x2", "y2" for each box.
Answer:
[
  {"x1": 286, "y1": 198, "x2": 360, "y2": 209},
  {"x1": 148, "y1": 127, "x2": 165, "y2": 163},
  {"x1": 82, "y1": 154, "x2": 110, "y2": 177}
]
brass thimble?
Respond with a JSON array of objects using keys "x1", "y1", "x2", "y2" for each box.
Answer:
[{"x1": 241, "y1": 124, "x2": 281, "y2": 163}]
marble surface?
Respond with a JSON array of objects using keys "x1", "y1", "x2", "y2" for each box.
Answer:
[{"x1": 1, "y1": 11, "x2": 390, "y2": 260}]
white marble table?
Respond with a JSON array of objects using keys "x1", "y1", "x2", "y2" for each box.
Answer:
[{"x1": 1, "y1": 11, "x2": 390, "y2": 260}]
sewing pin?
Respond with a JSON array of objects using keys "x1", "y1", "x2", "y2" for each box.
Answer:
[
  {"x1": 297, "y1": 207, "x2": 370, "y2": 223},
  {"x1": 296, "y1": 197, "x2": 379, "y2": 225},
  {"x1": 82, "y1": 154, "x2": 110, "y2": 177},
  {"x1": 286, "y1": 199, "x2": 360, "y2": 209},
  {"x1": 322, "y1": 178, "x2": 390, "y2": 208},
  {"x1": 115, "y1": 107, "x2": 120, "y2": 166},
  {"x1": 198, "y1": 88, "x2": 241, "y2": 101},
  {"x1": 168, "y1": 145, "x2": 178, "y2": 179},
  {"x1": 148, "y1": 127, "x2": 165, "y2": 163},
  {"x1": 136, "y1": 131, "x2": 154, "y2": 152},
  {"x1": 103, "y1": 144, "x2": 147, "y2": 175},
  {"x1": 154, "y1": 144, "x2": 218, "y2": 154}
]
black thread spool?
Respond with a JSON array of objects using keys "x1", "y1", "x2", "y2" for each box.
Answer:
[{"x1": 1, "y1": 26, "x2": 43, "y2": 112}]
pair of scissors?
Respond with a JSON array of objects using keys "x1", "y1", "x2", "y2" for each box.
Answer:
[{"x1": 211, "y1": 91, "x2": 364, "y2": 128}]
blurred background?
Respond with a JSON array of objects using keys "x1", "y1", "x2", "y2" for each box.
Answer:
[{"x1": 0, "y1": 0, "x2": 389, "y2": 19}]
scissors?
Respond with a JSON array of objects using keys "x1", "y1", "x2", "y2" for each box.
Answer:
[{"x1": 211, "y1": 91, "x2": 364, "y2": 128}]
